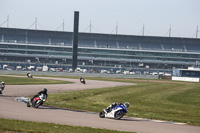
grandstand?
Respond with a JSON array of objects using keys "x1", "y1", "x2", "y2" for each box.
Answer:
[{"x1": 0, "y1": 27, "x2": 200, "y2": 72}]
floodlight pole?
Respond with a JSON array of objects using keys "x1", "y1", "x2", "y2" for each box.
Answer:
[
  {"x1": 35, "y1": 17, "x2": 37, "y2": 30},
  {"x1": 142, "y1": 23, "x2": 144, "y2": 36},
  {"x1": 72, "y1": 11, "x2": 79, "y2": 72},
  {"x1": 7, "y1": 15, "x2": 9, "y2": 28},
  {"x1": 169, "y1": 25, "x2": 171, "y2": 37},
  {"x1": 63, "y1": 19, "x2": 65, "y2": 31}
]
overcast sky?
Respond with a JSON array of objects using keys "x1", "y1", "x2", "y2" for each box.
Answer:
[{"x1": 0, "y1": 0, "x2": 200, "y2": 38}]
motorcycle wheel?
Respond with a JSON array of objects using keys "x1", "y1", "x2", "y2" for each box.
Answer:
[
  {"x1": 114, "y1": 110, "x2": 124, "y2": 120},
  {"x1": 34, "y1": 100, "x2": 43, "y2": 108},
  {"x1": 99, "y1": 111, "x2": 105, "y2": 118}
]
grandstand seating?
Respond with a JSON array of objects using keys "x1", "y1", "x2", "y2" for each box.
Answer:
[
  {"x1": 51, "y1": 37, "x2": 72, "y2": 46},
  {"x1": 117, "y1": 41, "x2": 139, "y2": 49},
  {"x1": 162, "y1": 43, "x2": 184, "y2": 51},
  {"x1": 185, "y1": 43, "x2": 200, "y2": 52},
  {"x1": 1, "y1": 27, "x2": 200, "y2": 70},
  {"x1": 140, "y1": 43, "x2": 162, "y2": 51},
  {"x1": 3, "y1": 35, "x2": 25, "y2": 43},
  {"x1": 28, "y1": 37, "x2": 49, "y2": 44},
  {"x1": 95, "y1": 40, "x2": 117, "y2": 48},
  {"x1": 79, "y1": 39, "x2": 95, "y2": 47},
  {"x1": 0, "y1": 27, "x2": 200, "y2": 52}
]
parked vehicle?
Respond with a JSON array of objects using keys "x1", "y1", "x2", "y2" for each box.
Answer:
[
  {"x1": 42, "y1": 65, "x2": 48, "y2": 71},
  {"x1": 27, "y1": 66, "x2": 35, "y2": 71}
]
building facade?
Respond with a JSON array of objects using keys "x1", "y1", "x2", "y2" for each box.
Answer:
[{"x1": 0, "y1": 27, "x2": 200, "y2": 71}]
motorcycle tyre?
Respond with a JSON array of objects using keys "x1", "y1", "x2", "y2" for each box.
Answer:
[
  {"x1": 114, "y1": 110, "x2": 124, "y2": 120},
  {"x1": 34, "y1": 100, "x2": 43, "y2": 108},
  {"x1": 99, "y1": 111, "x2": 105, "y2": 118},
  {"x1": 81, "y1": 81, "x2": 85, "y2": 84}
]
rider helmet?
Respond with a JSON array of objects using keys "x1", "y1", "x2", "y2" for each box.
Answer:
[
  {"x1": 123, "y1": 102, "x2": 129, "y2": 108},
  {"x1": 43, "y1": 88, "x2": 47, "y2": 94},
  {"x1": 1, "y1": 81, "x2": 5, "y2": 85}
]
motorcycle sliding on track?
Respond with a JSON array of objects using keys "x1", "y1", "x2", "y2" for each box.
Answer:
[
  {"x1": 27, "y1": 93, "x2": 47, "y2": 108},
  {"x1": 99, "y1": 104, "x2": 128, "y2": 120}
]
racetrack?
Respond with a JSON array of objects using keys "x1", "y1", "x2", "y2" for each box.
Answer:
[{"x1": 0, "y1": 75, "x2": 200, "y2": 133}]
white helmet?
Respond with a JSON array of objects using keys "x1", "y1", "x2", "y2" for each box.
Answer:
[{"x1": 1, "y1": 81, "x2": 5, "y2": 85}]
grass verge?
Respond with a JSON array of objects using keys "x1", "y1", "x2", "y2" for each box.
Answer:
[
  {"x1": 0, "y1": 118, "x2": 133, "y2": 133},
  {"x1": 0, "y1": 76, "x2": 72, "y2": 85},
  {"x1": 45, "y1": 78, "x2": 200, "y2": 126}
]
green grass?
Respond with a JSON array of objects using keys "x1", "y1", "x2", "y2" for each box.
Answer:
[
  {"x1": 45, "y1": 78, "x2": 200, "y2": 125},
  {"x1": 0, "y1": 118, "x2": 132, "y2": 133},
  {"x1": 0, "y1": 76, "x2": 72, "y2": 85}
]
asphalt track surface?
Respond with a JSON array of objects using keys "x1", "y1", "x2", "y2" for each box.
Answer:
[{"x1": 0, "y1": 75, "x2": 200, "y2": 133}]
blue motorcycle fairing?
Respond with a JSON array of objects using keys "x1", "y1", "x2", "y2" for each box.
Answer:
[{"x1": 111, "y1": 104, "x2": 128, "y2": 113}]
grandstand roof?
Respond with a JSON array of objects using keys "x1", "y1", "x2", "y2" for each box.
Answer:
[{"x1": 0, "y1": 27, "x2": 199, "y2": 42}]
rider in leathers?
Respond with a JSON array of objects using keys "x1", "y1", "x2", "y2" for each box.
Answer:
[
  {"x1": 29, "y1": 88, "x2": 48, "y2": 107},
  {"x1": 104, "y1": 102, "x2": 129, "y2": 113},
  {"x1": 0, "y1": 81, "x2": 5, "y2": 94}
]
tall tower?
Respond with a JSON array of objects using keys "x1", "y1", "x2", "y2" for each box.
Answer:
[{"x1": 72, "y1": 11, "x2": 79, "y2": 71}]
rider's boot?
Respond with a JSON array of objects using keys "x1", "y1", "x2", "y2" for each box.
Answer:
[{"x1": 28, "y1": 98, "x2": 32, "y2": 106}]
